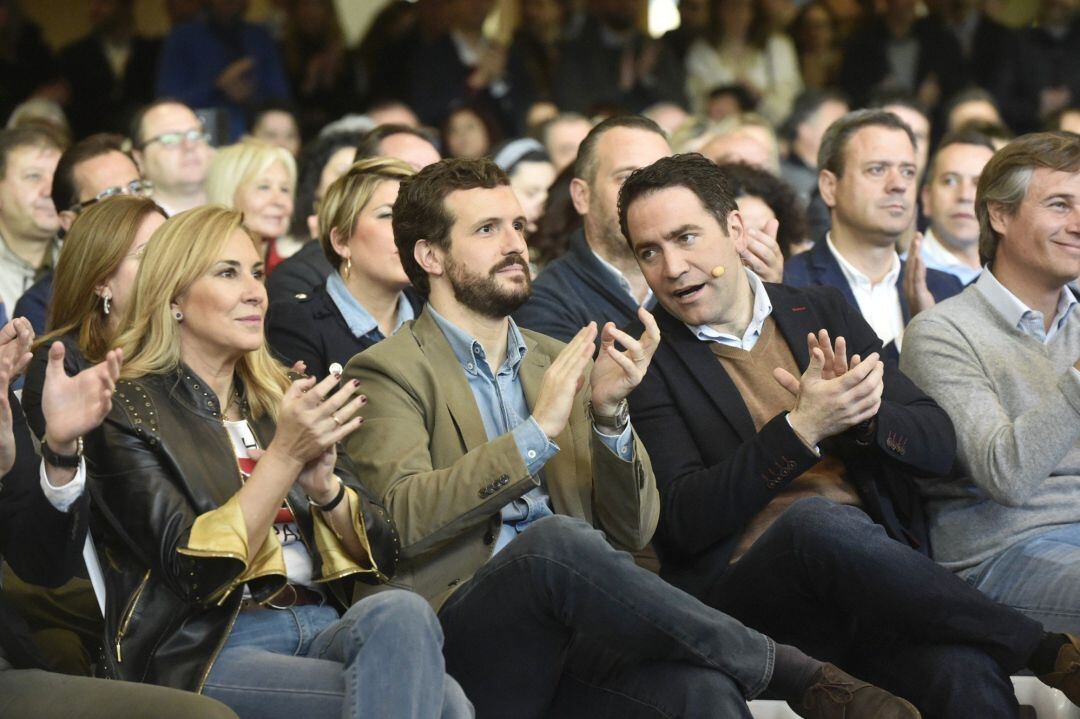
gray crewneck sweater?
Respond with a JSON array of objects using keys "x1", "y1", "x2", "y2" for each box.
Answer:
[{"x1": 901, "y1": 284, "x2": 1080, "y2": 571}]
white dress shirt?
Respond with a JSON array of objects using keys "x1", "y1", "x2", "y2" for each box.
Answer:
[{"x1": 826, "y1": 233, "x2": 905, "y2": 349}]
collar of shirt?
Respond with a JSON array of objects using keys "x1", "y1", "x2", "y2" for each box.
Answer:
[
  {"x1": 686, "y1": 268, "x2": 774, "y2": 350},
  {"x1": 920, "y1": 228, "x2": 982, "y2": 285},
  {"x1": 591, "y1": 247, "x2": 654, "y2": 306},
  {"x1": 325, "y1": 271, "x2": 414, "y2": 341},
  {"x1": 976, "y1": 267, "x2": 1079, "y2": 343},
  {"x1": 826, "y1": 233, "x2": 901, "y2": 290},
  {"x1": 427, "y1": 304, "x2": 529, "y2": 379}
]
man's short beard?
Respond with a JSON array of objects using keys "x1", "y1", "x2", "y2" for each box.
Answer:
[{"x1": 445, "y1": 254, "x2": 532, "y2": 319}]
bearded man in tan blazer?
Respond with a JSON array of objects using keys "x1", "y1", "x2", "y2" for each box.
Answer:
[{"x1": 343, "y1": 156, "x2": 918, "y2": 719}]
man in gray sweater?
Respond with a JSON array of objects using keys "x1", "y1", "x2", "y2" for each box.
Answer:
[{"x1": 902, "y1": 132, "x2": 1080, "y2": 643}]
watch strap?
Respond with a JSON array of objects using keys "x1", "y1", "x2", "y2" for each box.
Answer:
[{"x1": 42, "y1": 438, "x2": 83, "y2": 469}]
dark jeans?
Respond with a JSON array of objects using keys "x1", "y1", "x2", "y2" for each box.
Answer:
[
  {"x1": 438, "y1": 515, "x2": 772, "y2": 719},
  {"x1": 704, "y1": 497, "x2": 1045, "y2": 719}
]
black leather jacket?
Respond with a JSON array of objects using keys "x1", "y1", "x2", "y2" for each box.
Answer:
[{"x1": 84, "y1": 366, "x2": 399, "y2": 691}]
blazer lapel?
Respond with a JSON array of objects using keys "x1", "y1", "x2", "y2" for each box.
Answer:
[
  {"x1": 895, "y1": 260, "x2": 912, "y2": 324},
  {"x1": 767, "y1": 284, "x2": 819, "y2": 370},
  {"x1": 808, "y1": 241, "x2": 860, "y2": 311},
  {"x1": 410, "y1": 309, "x2": 490, "y2": 452},
  {"x1": 656, "y1": 306, "x2": 757, "y2": 442}
]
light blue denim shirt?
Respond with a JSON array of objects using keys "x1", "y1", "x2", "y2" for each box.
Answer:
[
  {"x1": 325, "y1": 271, "x2": 415, "y2": 342},
  {"x1": 427, "y1": 306, "x2": 633, "y2": 553}
]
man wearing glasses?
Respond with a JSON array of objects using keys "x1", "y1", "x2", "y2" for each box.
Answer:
[
  {"x1": 14, "y1": 134, "x2": 148, "y2": 335},
  {"x1": 130, "y1": 100, "x2": 211, "y2": 217}
]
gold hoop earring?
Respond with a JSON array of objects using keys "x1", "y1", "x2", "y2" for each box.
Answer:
[{"x1": 342, "y1": 257, "x2": 351, "y2": 281}]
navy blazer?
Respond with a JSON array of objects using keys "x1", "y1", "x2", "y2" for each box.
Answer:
[
  {"x1": 514, "y1": 229, "x2": 656, "y2": 344},
  {"x1": 783, "y1": 239, "x2": 963, "y2": 360},
  {"x1": 267, "y1": 283, "x2": 424, "y2": 381},
  {"x1": 627, "y1": 284, "x2": 956, "y2": 600}
]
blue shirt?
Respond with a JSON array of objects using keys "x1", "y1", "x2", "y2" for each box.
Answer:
[
  {"x1": 427, "y1": 306, "x2": 633, "y2": 553},
  {"x1": 325, "y1": 272, "x2": 414, "y2": 343},
  {"x1": 976, "y1": 268, "x2": 1079, "y2": 344}
]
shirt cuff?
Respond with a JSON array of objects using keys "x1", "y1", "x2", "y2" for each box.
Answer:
[
  {"x1": 594, "y1": 421, "x2": 635, "y2": 462},
  {"x1": 514, "y1": 417, "x2": 560, "y2": 474},
  {"x1": 785, "y1": 414, "x2": 821, "y2": 457},
  {"x1": 39, "y1": 457, "x2": 87, "y2": 513}
]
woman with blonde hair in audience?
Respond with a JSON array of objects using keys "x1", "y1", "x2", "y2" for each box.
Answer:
[
  {"x1": 85, "y1": 204, "x2": 470, "y2": 719},
  {"x1": 268, "y1": 158, "x2": 422, "y2": 380},
  {"x1": 22, "y1": 195, "x2": 167, "y2": 440},
  {"x1": 207, "y1": 138, "x2": 298, "y2": 272},
  {"x1": 685, "y1": 0, "x2": 803, "y2": 125}
]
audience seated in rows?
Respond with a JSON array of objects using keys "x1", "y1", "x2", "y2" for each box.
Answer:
[{"x1": 344, "y1": 155, "x2": 919, "y2": 719}]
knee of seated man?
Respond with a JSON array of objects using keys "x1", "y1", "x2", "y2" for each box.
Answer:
[
  {"x1": 774, "y1": 497, "x2": 875, "y2": 545},
  {"x1": 507, "y1": 514, "x2": 608, "y2": 561}
]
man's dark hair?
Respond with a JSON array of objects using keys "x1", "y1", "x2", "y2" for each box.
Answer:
[
  {"x1": 817, "y1": 109, "x2": 917, "y2": 177},
  {"x1": 0, "y1": 126, "x2": 64, "y2": 180},
  {"x1": 51, "y1": 133, "x2": 130, "y2": 213},
  {"x1": 717, "y1": 162, "x2": 809, "y2": 258},
  {"x1": 573, "y1": 115, "x2": 666, "y2": 183},
  {"x1": 942, "y1": 87, "x2": 999, "y2": 126},
  {"x1": 128, "y1": 98, "x2": 194, "y2": 148},
  {"x1": 779, "y1": 89, "x2": 848, "y2": 142},
  {"x1": 291, "y1": 130, "x2": 364, "y2": 237},
  {"x1": 354, "y1": 123, "x2": 440, "y2": 162},
  {"x1": 925, "y1": 128, "x2": 997, "y2": 181},
  {"x1": 393, "y1": 158, "x2": 510, "y2": 296},
  {"x1": 618, "y1": 153, "x2": 739, "y2": 246}
]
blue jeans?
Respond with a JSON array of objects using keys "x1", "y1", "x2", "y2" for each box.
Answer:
[
  {"x1": 962, "y1": 523, "x2": 1080, "y2": 634},
  {"x1": 203, "y1": 589, "x2": 472, "y2": 719},
  {"x1": 438, "y1": 515, "x2": 770, "y2": 719}
]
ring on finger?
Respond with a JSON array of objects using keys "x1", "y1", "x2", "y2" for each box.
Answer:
[{"x1": 331, "y1": 413, "x2": 342, "y2": 427}]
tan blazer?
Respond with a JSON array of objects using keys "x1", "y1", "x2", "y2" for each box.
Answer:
[{"x1": 342, "y1": 307, "x2": 659, "y2": 608}]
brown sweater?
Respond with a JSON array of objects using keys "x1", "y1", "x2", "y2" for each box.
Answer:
[{"x1": 710, "y1": 317, "x2": 862, "y2": 563}]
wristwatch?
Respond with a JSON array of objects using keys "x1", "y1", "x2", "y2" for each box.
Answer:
[
  {"x1": 587, "y1": 399, "x2": 629, "y2": 431},
  {"x1": 42, "y1": 437, "x2": 83, "y2": 469}
]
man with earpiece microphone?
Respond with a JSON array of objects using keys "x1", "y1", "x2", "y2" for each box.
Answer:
[{"x1": 622, "y1": 153, "x2": 1080, "y2": 718}]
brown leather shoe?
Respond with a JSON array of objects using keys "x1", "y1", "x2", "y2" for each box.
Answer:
[
  {"x1": 1038, "y1": 634, "x2": 1080, "y2": 706},
  {"x1": 788, "y1": 664, "x2": 921, "y2": 719}
]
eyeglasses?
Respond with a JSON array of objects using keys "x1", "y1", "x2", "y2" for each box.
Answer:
[
  {"x1": 140, "y1": 128, "x2": 210, "y2": 150},
  {"x1": 69, "y1": 179, "x2": 155, "y2": 214}
]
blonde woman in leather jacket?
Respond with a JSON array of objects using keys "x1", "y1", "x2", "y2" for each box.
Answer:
[{"x1": 85, "y1": 205, "x2": 472, "y2": 719}]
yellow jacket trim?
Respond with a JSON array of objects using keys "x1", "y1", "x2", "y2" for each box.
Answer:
[{"x1": 312, "y1": 487, "x2": 379, "y2": 581}]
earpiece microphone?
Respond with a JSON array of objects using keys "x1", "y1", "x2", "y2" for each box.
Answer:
[{"x1": 711, "y1": 265, "x2": 726, "y2": 278}]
